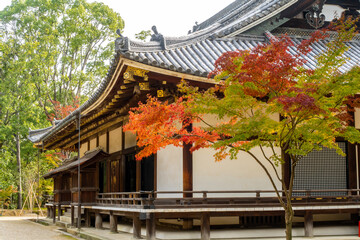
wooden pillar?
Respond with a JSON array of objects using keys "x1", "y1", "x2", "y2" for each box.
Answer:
[
  {"x1": 201, "y1": 212, "x2": 210, "y2": 240},
  {"x1": 133, "y1": 216, "x2": 142, "y2": 239},
  {"x1": 136, "y1": 160, "x2": 141, "y2": 191},
  {"x1": 183, "y1": 141, "x2": 193, "y2": 196},
  {"x1": 71, "y1": 205, "x2": 75, "y2": 226},
  {"x1": 57, "y1": 204, "x2": 61, "y2": 221},
  {"x1": 348, "y1": 143, "x2": 357, "y2": 191},
  {"x1": 95, "y1": 211, "x2": 103, "y2": 229},
  {"x1": 47, "y1": 206, "x2": 50, "y2": 218},
  {"x1": 120, "y1": 127, "x2": 125, "y2": 192},
  {"x1": 304, "y1": 212, "x2": 313, "y2": 237},
  {"x1": 52, "y1": 205, "x2": 56, "y2": 223},
  {"x1": 146, "y1": 213, "x2": 155, "y2": 240},
  {"x1": 183, "y1": 130, "x2": 193, "y2": 229},
  {"x1": 84, "y1": 209, "x2": 91, "y2": 227},
  {"x1": 109, "y1": 211, "x2": 118, "y2": 233},
  {"x1": 49, "y1": 206, "x2": 53, "y2": 219}
]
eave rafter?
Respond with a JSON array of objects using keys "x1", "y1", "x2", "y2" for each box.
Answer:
[{"x1": 42, "y1": 58, "x2": 214, "y2": 151}]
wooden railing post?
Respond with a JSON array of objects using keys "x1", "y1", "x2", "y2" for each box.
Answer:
[
  {"x1": 306, "y1": 190, "x2": 310, "y2": 203},
  {"x1": 148, "y1": 191, "x2": 155, "y2": 207},
  {"x1": 202, "y1": 191, "x2": 208, "y2": 204}
]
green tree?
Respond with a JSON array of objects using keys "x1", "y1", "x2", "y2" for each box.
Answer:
[
  {"x1": 0, "y1": 0, "x2": 124, "y2": 209},
  {"x1": 135, "y1": 30, "x2": 151, "y2": 42},
  {"x1": 1, "y1": 0, "x2": 124, "y2": 120},
  {"x1": 124, "y1": 20, "x2": 360, "y2": 239}
]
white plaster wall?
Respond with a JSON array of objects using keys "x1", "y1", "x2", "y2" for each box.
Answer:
[
  {"x1": 79, "y1": 143, "x2": 87, "y2": 158},
  {"x1": 109, "y1": 127, "x2": 122, "y2": 153},
  {"x1": 99, "y1": 134, "x2": 107, "y2": 151},
  {"x1": 89, "y1": 138, "x2": 97, "y2": 151},
  {"x1": 193, "y1": 147, "x2": 282, "y2": 198},
  {"x1": 125, "y1": 131, "x2": 136, "y2": 149},
  {"x1": 194, "y1": 114, "x2": 229, "y2": 128},
  {"x1": 323, "y1": 5, "x2": 344, "y2": 21},
  {"x1": 194, "y1": 113, "x2": 279, "y2": 129},
  {"x1": 156, "y1": 145, "x2": 183, "y2": 198}
]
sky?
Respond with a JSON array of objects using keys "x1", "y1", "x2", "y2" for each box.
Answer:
[{"x1": 0, "y1": 0, "x2": 234, "y2": 39}]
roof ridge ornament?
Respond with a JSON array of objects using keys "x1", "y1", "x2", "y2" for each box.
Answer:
[
  {"x1": 305, "y1": 0, "x2": 326, "y2": 29},
  {"x1": 150, "y1": 25, "x2": 166, "y2": 50},
  {"x1": 115, "y1": 29, "x2": 130, "y2": 52}
]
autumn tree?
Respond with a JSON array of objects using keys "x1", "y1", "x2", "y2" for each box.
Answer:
[{"x1": 124, "y1": 19, "x2": 360, "y2": 239}]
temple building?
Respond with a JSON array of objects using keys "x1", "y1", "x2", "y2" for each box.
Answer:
[{"x1": 28, "y1": 0, "x2": 360, "y2": 239}]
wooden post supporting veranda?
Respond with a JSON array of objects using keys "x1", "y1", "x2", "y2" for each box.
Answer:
[
  {"x1": 133, "y1": 216, "x2": 142, "y2": 239},
  {"x1": 109, "y1": 211, "x2": 118, "y2": 233},
  {"x1": 71, "y1": 205, "x2": 75, "y2": 226},
  {"x1": 146, "y1": 213, "x2": 156, "y2": 240},
  {"x1": 201, "y1": 212, "x2": 210, "y2": 240},
  {"x1": 52, "y1": 205, "x2": 56, "y2": 223},
  {"x1": 84, "y1": 209, "x2": 91, "y2": 227},
  {"x1": 47, "y1": 206, "x2": 50, "y2": 218},
  {"x1": 304, "y1": 211, "x2": 313, "y2": 237},
  {"x1": 57, "y1": 204, "x2": 62, "y2": 221},
  {"x1": 95, "y1": 210, "x2": 103, "y2": 229}
]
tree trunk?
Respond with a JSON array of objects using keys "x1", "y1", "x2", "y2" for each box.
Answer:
[
  {"x1": 285, "y1": 205, "x2": 294, "y2": 240},
  {"x1": 16, "y1": 133, "x2": 22, "y2": 209}
]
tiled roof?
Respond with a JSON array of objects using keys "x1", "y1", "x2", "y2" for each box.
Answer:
[
  {"x1": 191, "y1": 0, "x2": 297, "y2": 38},
  {"x1": 119, "y1": 29, "x2": 360, "y2": 77},
  {"x1": 42, "y1": 149, "x2": 109, "y2": 178},
  {"x1": 30, "y1": 0, "x2": 358, "y2": 144}
]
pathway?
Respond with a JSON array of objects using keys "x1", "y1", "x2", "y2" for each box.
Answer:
[{"x1": 0, "y1": 216, "x2": 77, "y2": 240}]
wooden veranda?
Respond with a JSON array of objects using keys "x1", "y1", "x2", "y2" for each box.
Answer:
[{"x1": 46, "y1": 189, "x2": 360, "y2": 240}]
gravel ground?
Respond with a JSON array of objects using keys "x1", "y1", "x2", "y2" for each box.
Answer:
[{"x1": 0, "y1": 216, "x2": 77, "y2": 240}]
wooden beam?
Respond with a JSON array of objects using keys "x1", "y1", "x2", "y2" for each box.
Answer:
[
  {"x1": 201, "y1": 212, "x2": 210, "y2": 240},
  {"x1": 123, "y1": 58, "x2": 215, "y2": 85}
]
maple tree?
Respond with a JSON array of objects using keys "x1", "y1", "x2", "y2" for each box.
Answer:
[{"x1": 124, "y1": 19, "x2": 360, "y2": 239}]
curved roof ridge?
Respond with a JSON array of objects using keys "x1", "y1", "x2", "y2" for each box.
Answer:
[
  {"x1": 191, "y1": 0, "x2": 246, "y2": 33},
  {"x1": 116, "y1": 0, "x2": 300, "y2": 53}
]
